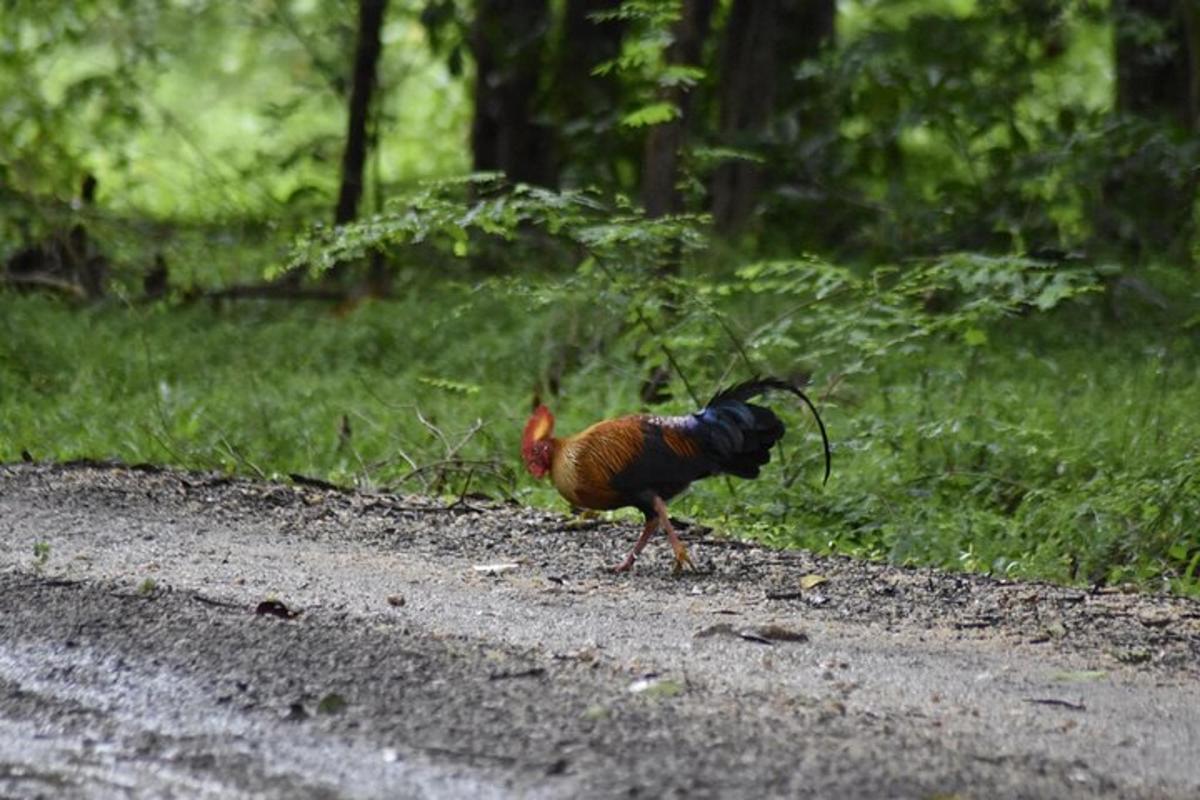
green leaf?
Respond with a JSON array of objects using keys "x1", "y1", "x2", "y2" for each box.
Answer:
[
  {"x1": 621, "y1": 102, "x2": 680, "y2": 128},
  {"x1": 418, "y1": 376, "x2": 481, "y2": 395},
  {"x1": 317, "y1": 693, "x2": 348, "y2": 714},
  {"x1": 963, "y1": 328, "x2": 988, "y2": 347}
]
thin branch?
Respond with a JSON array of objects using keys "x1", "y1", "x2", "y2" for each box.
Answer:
[
  {"x1": 593, "y1": 261, "x2": 701, "y2": 406},
  {"x1": 1, "y1": 272, "x2": 87, "y2": 297},
  {"x1": 746, "y1": 284, "x2": 857, "y2": 344},
  {"x1": 414, "y1": 406, "x2": 452, "y2": 453},
  {"x1": 270, "y1": 0, "x2": 347, "y2": 97},
  {"x1": 193, "y1": 283, "x2": 352, "y2": 303},
  {"x1": 385, "y1": 446, "x2": 422, "y2": 476},
  {"x1": 695, "y1": 293, "x2": 758, "y2": 376},
  {"x1": 217, "y1": 435, "x2": 267, "y2": 479},
  {"x1": 450, "y1": 418, "x2": 485, "y2": 457}
]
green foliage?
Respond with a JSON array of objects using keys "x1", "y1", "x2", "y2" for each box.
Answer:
[
  {"x1": 594, "y1": 0, "x2": 698, "y2": 135},
  {"x1": 763, "y1": 0, "x2": 1198, "y2": 260},
  {"x1": 4, "y1": 0, "x2": 1196, "y2": 263},
  {"x1": 0, "y1": 2, "x2": 159, "y2": 198},
  {"x1": 283, "y1": 177, "x2": 706, "y2": 279},
  {"x1": 711, "y1": 254, "x2": 1099, "y2": 372},
  {"x1": 621, "y1": 102, "x2": 681, "y2": 128},
  {"x1": 591, "y1": 0, "x2": 683, "y2": 79},
  {"x1": 3, "y1": 185, "x2": 1197, "y2": 594},
  {"x1": 0, "y1": 0, "x2": 468, "y2": 229}
]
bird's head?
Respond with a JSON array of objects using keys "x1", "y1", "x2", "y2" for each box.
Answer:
[{"x1": 521, "y1": 404, "x2": 555, "y2": 479}]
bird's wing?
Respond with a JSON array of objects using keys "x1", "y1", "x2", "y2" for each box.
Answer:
[{"x1": 604, "y1": 415, "x2": 721, "y2": 511}]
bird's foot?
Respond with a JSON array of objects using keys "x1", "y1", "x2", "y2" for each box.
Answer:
[
  {"x1": 564, "y1": 509, "x2": 603, "y2": 530},
  {"x1": 611, "y1": 554, "x2": 637, "y2": 573},
  {"x1": 671, "y1": 543, "x2": 696, "y2": 575}
]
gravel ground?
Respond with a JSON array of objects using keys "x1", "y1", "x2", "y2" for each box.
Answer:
[{"x1": 1, "y1": 461, "x2": 1197, "y2": 799}]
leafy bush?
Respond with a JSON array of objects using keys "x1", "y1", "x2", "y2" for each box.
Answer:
[{"x1": 9, "y1": 179, "x2": 1196, "y2": 594}]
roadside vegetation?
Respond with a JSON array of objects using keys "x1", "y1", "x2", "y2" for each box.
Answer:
[{"x1": 4, "y1": 244, "x2": 1196, "y2": 592}]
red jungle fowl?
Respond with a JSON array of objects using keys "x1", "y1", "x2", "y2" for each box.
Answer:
[{"x1": 521, "y1": 377, "x2": 831, "y2": 573}]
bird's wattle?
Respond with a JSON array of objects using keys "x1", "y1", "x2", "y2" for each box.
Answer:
[
  {"x1": 525, "y1": 439, "x2": 554, "y2": 479},
  {"x1": 522, "y1": 405, "x2": 557, "y2": 479}
]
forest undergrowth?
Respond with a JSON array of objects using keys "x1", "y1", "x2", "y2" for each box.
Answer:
[{"x1": 2, "y1": 253, "x2": 1196, "y2": 596}]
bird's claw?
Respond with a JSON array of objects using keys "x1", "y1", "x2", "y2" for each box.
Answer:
[
  {"x1": 610, "y1": 541, "x2": 695, "y2": 575},
  {"x1": 671, "y1": 544, "x2": 696, "y2": 575},
  {"x1": 611, "y1": 552, "x2": 638, "y2": 573},
  {"x1": 566, "y1": 509, "x2": 602, "y2": 529}
]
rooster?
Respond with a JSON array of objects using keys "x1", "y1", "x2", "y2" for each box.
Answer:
[{"x1": 521, "y1": 377, "x2": 831, "y2": 573}]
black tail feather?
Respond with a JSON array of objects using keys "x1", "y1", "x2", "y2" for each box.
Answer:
[
  {"x1": 704, "y1": 376, "x2": 832, "y2": 485},
  {"x1": 696, "y1": 400, "x2": 783, "y2": 478}
]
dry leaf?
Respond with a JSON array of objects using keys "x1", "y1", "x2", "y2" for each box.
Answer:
[
  {"x1": 628, "y1": 676, "x2": 683, "y2": 697},
  {"x1": 799, "y1": 574, "x2": 828, "y2": 590},
  {"x1": 473, "y1": 562, "x2": 520, "y2": 575},
  {"x1": 745, "y1": 624, "x2": 808, "y2": 643}
]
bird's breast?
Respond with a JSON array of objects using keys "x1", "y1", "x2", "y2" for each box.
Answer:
[
  {"x1": 549, "y1": 422, "x2": 642, "y2": 511},
  {"x1": 550, "y1": 441, "x2": 583, "y2": 503}
]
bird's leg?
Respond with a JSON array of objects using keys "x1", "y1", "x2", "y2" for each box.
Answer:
[
  {"x1": 612, "y1": 516, "x2": 659, "y2": 573},
  {"x1": 654, "y1": 496, "x2": 695, "y2": 574}
]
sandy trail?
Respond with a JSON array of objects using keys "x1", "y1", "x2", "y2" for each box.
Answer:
[{"x1": 1, "y1": 463, "x2": 1197, "y2": 798}]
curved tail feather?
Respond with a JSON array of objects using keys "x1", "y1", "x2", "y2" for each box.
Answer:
[{"x1": 703, "y1": 377, "x2": 832, "y2": 485}]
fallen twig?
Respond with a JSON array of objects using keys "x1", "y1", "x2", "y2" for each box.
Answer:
[
  {"x1": 1024, "y1": 697, "x2": 1086, "y2": 712},
  {"x1": 191, "y1": 593, "x2": 245, "y2": 610},
  {"x1": 289, "y1": 473, "x2": 348, "y2": 492},
  {"x1": 488, "y1": 667, "x2": 547, "y2": 681}
]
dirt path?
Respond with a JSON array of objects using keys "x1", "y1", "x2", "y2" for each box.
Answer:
[{"x1": 1, "y1": 462, "x2": 1197, "y2": 799}]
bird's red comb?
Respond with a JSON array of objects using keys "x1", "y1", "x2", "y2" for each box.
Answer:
[{"x1": 521, "y1": 405, "x2": 554, "y2": 458}]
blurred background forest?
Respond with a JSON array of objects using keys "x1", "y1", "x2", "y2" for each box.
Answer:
[{"x1": 1, "y1": 0, "x2": 1198, "y2": 593}]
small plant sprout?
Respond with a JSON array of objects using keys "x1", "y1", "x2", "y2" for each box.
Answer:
[{"x1": 32, "y1": 541, "x2": 52, "y2": 571}]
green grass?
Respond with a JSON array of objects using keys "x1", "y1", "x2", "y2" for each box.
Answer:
[{"x1": 1, "y1": 285, "x2": 1197, "y2": 595}]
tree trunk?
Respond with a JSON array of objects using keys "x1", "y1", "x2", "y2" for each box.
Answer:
[
  {"x1": 711, "y1": 0, "x2": 835, "y2": 234},
  {"x1": 637, "y1": 0, "x2": 715, "y2": 403},
  {"x1": 551, "y1": 0, "x2": 627, "y2": 187},
  {"x1": 1115, "y1": 0, "x2": 1199, "y2": 129},
  {"x1": 556, "y1": 0, "x2": 625, "y2": 122},
  {"x1": 1102, "y1": 0, "x2": 1200, "y2": 261},
  {"x1": 640, "y1": 0, "x2": 716, "y2": 220},
  {"x1": 335, "y1": 0, "x2": 388, "y2": 226},
  {"x1": 470, "y1": 0, "x2": 555, "y2": 187}
]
